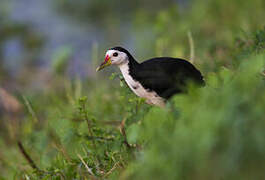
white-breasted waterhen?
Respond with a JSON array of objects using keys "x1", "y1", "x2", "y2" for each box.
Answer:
[{"x1": 96, "y1": 47, "x2": 204, "y2": 107}]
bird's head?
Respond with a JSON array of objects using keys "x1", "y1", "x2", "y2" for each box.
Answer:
[{"x1": 96, "y1": 47, "x2": 131, "y2": 72}]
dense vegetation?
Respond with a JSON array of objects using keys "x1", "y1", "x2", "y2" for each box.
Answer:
[{"x1": 0, "y1": 0, "x2": 264, "y2": 179}]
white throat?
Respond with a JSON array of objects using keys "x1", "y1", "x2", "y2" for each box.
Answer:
[
  {"x1": 118, "y1": 61, "x2": 135, "y2": 89},
  {"x1": 118, "y1": 60, "x2": 129, "y2": 74}
]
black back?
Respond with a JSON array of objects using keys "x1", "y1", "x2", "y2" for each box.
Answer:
[{"x1": 112, "y1": 47, "x2": 205, "y2": 99}]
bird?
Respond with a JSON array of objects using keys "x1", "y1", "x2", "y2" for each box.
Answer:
[{"x1": 96, "y1": 46, "x2": 204, "y2": 107}]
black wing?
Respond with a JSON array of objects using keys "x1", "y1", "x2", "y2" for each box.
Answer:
[{"x1": 131, "y1": 57, "x2": 204, "y2": 99}]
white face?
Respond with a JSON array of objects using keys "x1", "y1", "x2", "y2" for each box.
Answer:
[{"x1": 105, "y1": 50, "x2": 128, "y2": 65}]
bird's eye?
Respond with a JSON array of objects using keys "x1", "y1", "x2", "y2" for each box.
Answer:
[{"x1": 113, "y1": 52, "x2": 118, "y2": 57}]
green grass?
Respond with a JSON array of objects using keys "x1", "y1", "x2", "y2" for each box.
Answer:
[{"x1": 0, "y1": 0, "x2": 265, "y2": 179}]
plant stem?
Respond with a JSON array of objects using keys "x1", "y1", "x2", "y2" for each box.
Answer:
[{"x1": 17, "y1": 141, "x2": 40, "y2": 172}]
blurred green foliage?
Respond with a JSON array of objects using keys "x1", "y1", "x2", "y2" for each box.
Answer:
[
  {"x1": 124, "y1": 54, "x2": 265, "y2": 180},
  {"x1": 55, "y1": 0, "x2": 175, "y2": 26},
  {"x1": 52, "y1": 46, "x2": 73, "y2": 75},
  {"x1": 0, "y1": 0, "x2": 265, "y2": 179}
]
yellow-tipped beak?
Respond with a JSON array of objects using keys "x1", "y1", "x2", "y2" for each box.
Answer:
[{"x1": 96, "y1": 56, "x2": 111, "y2": 72}]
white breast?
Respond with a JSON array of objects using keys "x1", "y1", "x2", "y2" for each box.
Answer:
[{"x1": 118, "y1": 62, "x2": 165, "y2": 107}]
